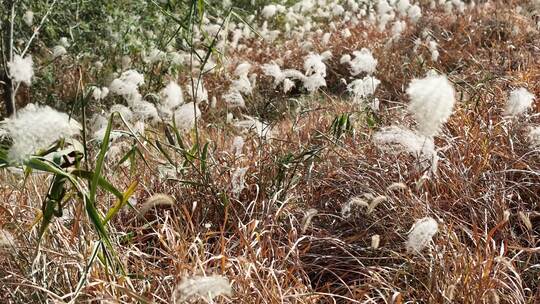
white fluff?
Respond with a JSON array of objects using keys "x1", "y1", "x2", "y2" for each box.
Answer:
[
  {"x1": 91, "y1": 86, "x2": 109, "y2": 101},
  {"x1": 174, "y1": 103, "x2": 201, "y2": 132},
  {"x1": 23, "y1": 11, "x2": 34, "y2": 26},
  {"x1": 504, "y1": 87, "x2": 535, "y2": 116},
  {"x1": 407, "y1": 4, "x2": 422, "y2": 22},
  {"x1": 231, "y1": 167, "x2": 248, "y2": 196},
  {"x1": 232, "y1": 136, "x2": 244, "y2": 156},
  {"x1": 234, "y1": 62, "x2": 252, "y2": 77},
  {"x1": 52, "y1": 45, "x2": 67, "y2": 58},
  {"x1": 109, "y1": 70, "x2": 144, "y2": 100},
  {"x1": 349, "y1": 48, "x2": 378, "y2": 75},
  {"x1": 132, "y1": 100, "x2": 160, "y2": 122},
  {"x1": 406, "y1": 74, "x2": 456, "y2": 137},
  {"x1": 231, "y1": 76, "x2": 253, "y2": 95},
  {"x1": 283, "y1": 78, "x2": 295, "y2": 93},
  {"x1": 302, "y1": 73, "x2": 326, "y2": 93},
  {"x1": 340, "y1": 54, "x2": 351, "y2": 64},
  {"x1": 406, "y1": 217, "x2": 439, "y2": 253},
  {"x1": 110, "y1": 104, "x2": 133, "y2": 122},
  {"x1": 262, "y1": 63, "x2": 285, "y2": 86},
  {"x1": 373, "y1": 126, "x2": 438, "y2": 170},
  {"x1": 1, "y1": 104, "x2": 81, "y2": 162},
  {"x1": 172, "y1": 275, "x2": 232, "y2": 303},
  {"x1": 304, "y1": 53, "x2": 327, "y2": 77},
  {"x1": 186, "y1": 82, "x2": 208, "y2": 103},
  {"x1": 7, "y1": 54, "x2": 34, "y2": 85},
  {"x1": 347, "y1": 76, "x2": 381, "y2": 101},
  {"x1": 223, "y1": 90, "x2": 245, "y2": 108},
  {"x1": 262, "y1": 5, "x2": 278, "y2": 19},
  {"x1": 235, "y1": 116, "x2": 273, "y2": 139},
  {"x1": 159, "y1": 81, "x2": 184, "y2": 116}
]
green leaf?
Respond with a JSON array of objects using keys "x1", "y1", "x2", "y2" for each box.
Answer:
[
  {"x1": 103, "y1": 180, "x2": 138, "y2": 225},
  {"x1": 72, "y1": 170, "x2": 123, "y2": 200},
  {"x1": 90, "y1": 113, "x2": 115, "y2": 205},
  {"x1": 200, "y1": 142, "x2": 209, "y2": 174}
]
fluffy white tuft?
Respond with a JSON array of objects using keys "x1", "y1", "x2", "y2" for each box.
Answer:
[
  {"x1": 373, "y1": 126, "x2": 438, "y2": 170},
  {"x1": 235, "y1": 116, "x2": 273, "y2": 139},
  {"x1": 91, "y1": 86, "x2": 109, "y2": 101},
  {"x1": 302, "y1": 73, "x2": 326, "y2": 93},
  {"x1": 406, "y1": 73, "x2": 456, "y2": 137},
  {"x1": 231, "y1": 167, "x2": 248, "y2": 197},
  {"x1": 223, "y1": 90, "x2": 245, "y2": 108},
  {"x1": 186, "y1": 82, "x2": 209, "y2": 103},
  {"x1": 349, "y1": 48, "x2": 378, "y2": 75},
  {"x1": 110, "y1": 104, "x2": 133, "y2": 122},
  {"x1": 347, "y1": 76, "x2": 381, "y2": 101},
  {"x1": 232, "y1": 136, "x2": 244, "y2": 156},
  {"x1": 109, "y1": 70, "x2": 144, "y2": 100},
  {"x1": 304, "y1": 53, "x2": 327, "y2": 77},
  {"x1": 262, "y1": 63, "x2": 285, "y2": 86},
  {"x1": 261, "y1": 5, "x2": 278, "y2": 19},
  {"x1": 172, "y1": 275, "x2": 232, "y2": 303},
  {"x1": 7, "y1": 54, "x2": 34, "y2": 85},
  {"x1": 406, "y1": 217, "x2": 439, "y2": 253},
  {"x1": 504, "y1": 87, "x2": 535, "y2": 116},
  {"x1": 529, "y1": 127, "x2": 540, "y2": 148},
  {"x1": 23, "y1": 11, "x2": 34, "y2": 26},
  {"x1": 52, "y1": 45, "x2": 67, "y2": 58},
  {"x1": 159, "y1": 81, "x2": 184, "y2": 117},
  {"x1": 1, "y1": 104, "x2": 81, "y2": 162},
  {"x1": 174, "y1": 103, "x2": 201, "y2": 132}
]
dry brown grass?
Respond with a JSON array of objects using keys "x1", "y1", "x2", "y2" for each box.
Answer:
[{"x1": 1, "y1": 2, "x2": 540, "y2": 303}]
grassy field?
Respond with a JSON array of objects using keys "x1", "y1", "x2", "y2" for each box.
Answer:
[{"x1": 0, "y1": 0, "x2": 540, "y2": 303}]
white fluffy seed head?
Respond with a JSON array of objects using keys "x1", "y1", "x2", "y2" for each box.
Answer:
[
  {"x1": 234, "y1": 62, "x2": 252, "y2": 77},
  {"x1": 261, "y1": 4, "x2": 278, "y2": 19},
  {"x1": 231, "y1": 167, "x2": 248, "y2": 197},
  {"x1": 406, "y1": 73, "x2": 456, "y2": 137},
  {"x1": 52, "y1": 45, "x2": 67, "y2": 58},
  {"x1": 235, "y1": 116, "x2": 273, "y2": 140},
  {"x1": 262, "y1": 63, "x2": 285, "y2": 86},
  {"x1": 110, "y1": 104, "x2": 133, "y2": 122},
  {"x1": 304, "y1": 53, "x2": 327, "y2": 77},
  {"x1": 302, "y1": 73, "x2": 326, "y2": 93},
  {"x1": 131, "y1": 100, "x2": 160, "y2": 123},
  {"x1": 1, "y1": 104, "x2": 81, "y2": 162},
  {"x1": 174, "y1": 102, "x2": 201, "y2": 132},
  {"x1": 23, "y1": 11, "x2": 34, "y2": 26},
  {"x1": 504, "y1": 87, "x2": 535, "y2": 116},
  {"x1": 406, "y1": 216, "x2": 439, "y2": 253},
  {"x1": 223, "y1": 89, "x2": 245, "y2": 108},
  {"x1": 172, "y1": 275, "x2": 232, "y2": 303},
  {"x1": 349, "y1": 48, "x2": 378, "y2": 75},
  {"x1": 373, "y1": 126, "x2": 435, "y2": 158},
  {"x1": 528, "y1": 127, "x2": 540, "y2": 148},
  {"x1": 0, "y1": 229, "x2": 16, "y2": 248},
  {"x1": 371, "y1": 234, "x2": 381, "y2": 249},
  {"x1": 347, "y1": 76, "x2": 381, "y2": 101},
  {"x1": 109, "y1": 70, "x2": 144, "y2": 98},
  {"x1": 91, "y1": 86, "x2": 109, "y2": 101},
  {"x1": 341, "y1": 196, "x2": 369, "y2": 218},
  {"x1": 7, "y1": 54, "x2": 34, "y2": 85},
  {"x1": 231, "y1": 76, "x2": 253, "y2": 95},
  {"x1": 159, "y1": 81, "x2": 184, "y2": 116},
  {"x1": 232, "y1": 136, "x2": 245, "y2": 156},
  {"x1": 186, "y1": 82, "x2": 209, "y2": 103}
]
